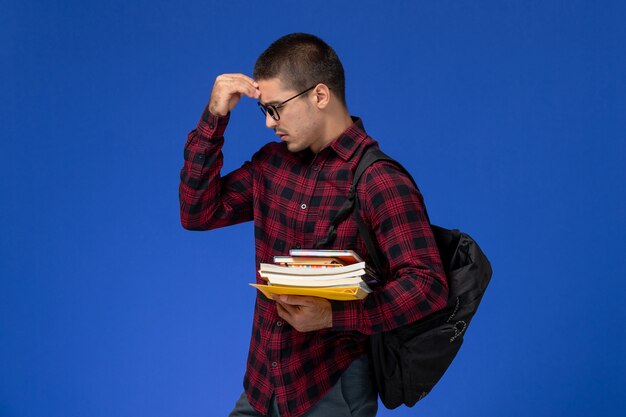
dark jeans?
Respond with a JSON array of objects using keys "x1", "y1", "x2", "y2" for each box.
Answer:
[{"x1": 228, "y1": 355, "x2": 378, "y2": 417}]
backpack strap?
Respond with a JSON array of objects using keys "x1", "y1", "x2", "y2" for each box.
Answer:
[
  {"x1": 313, "y1": 147, "x2": 382, "y2": 249},
  {"x1": 314, "y1": 146, "x2": 414, "y2": 281}
]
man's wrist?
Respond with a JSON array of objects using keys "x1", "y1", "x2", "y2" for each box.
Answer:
[
  {"x1": 198, "y1": 108, "x2": 229, "y2": 139},
  {"x1": 207, "y1": 101, "x2": 229, "y2": 118}
]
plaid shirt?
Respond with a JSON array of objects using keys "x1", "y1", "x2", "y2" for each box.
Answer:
[{"x1": 179, "y1": 109, "x2": 448, "y2": 417}]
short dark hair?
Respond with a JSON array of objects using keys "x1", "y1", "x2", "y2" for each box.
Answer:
[{"x1": 254, "y1": 33, "x2": 346, "y2": 106}]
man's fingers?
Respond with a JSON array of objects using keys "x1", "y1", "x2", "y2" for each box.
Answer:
[
  {"x1": 275, "y1": 298, "x2": 299, "y2": 314},
  {"x1": 275, "y1": 295, "x2": 314, "y2": 306},
  {"x1": 215, "y1": 73, "x2": 259, "y2": 98},
  {"x1": 208, "y1": 74, "x2": 260, "y2": 116},
  {"x1": 276, "y1": 300, "x2": 296, "y2": 319},
  {"x1": 275, "y1": 296, "x2": 332, "y2": 332},
  {"x1": 220, "y1": 73, "x2": 257, "y2": 86}
]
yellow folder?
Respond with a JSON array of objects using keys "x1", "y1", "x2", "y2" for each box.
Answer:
[{"x1": 250, "y1": 284, "x2": 369, "y2": 301}]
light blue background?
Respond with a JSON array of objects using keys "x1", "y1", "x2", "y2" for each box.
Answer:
[{"x1": 2, "y1": 1, "x2": 625, "y2": 416}]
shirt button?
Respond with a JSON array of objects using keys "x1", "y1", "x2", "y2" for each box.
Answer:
[
  {"x1": 271, "y1": 361, "x2": 278, "y2": 368},
  {"x1": 300, "y1": 203, "x2": 307, "y2": 210},
  {"x1": 313, "y1": 165, "x2": 319, "y2": 171},
  {"x1": 209, "y1": 123, "x2": 214, "y2": 129},
  {"x1": 276, "y1": 321, "x2": 283, "y2": 327},
  {"x1": 295, "y1": 244, "x2": 301, "y2": 249}
]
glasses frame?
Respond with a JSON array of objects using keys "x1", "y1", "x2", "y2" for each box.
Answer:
[{"x1": 258, "y1": 85, "x2": 317, "y2": 121}]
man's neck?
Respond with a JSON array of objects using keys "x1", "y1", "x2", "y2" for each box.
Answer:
[
  {"x1": 314, "y1": 109, "x2": 354, "y2": 153},
  {"x1": 328, "y1": 112, "x2": 355, "y2": 139}
]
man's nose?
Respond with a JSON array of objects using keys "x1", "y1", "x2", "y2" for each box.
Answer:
[{"x1": 265, "y1": 112, "x2": 278, "y2": 129}]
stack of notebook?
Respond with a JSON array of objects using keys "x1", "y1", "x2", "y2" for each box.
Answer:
[{"x1": 250, "y1": 249, "x2": 379, "y2": 300}]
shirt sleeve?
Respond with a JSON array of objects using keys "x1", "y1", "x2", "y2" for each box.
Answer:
[
  {"x1": 330, "y1": 161, "x2": 449, "y2": 334},
  {"x1": 179, "y1": 108, "x2": 254, "y2": 230}
]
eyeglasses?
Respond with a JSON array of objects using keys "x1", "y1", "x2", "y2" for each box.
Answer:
[{"x1": 258, "y1": 85, "x2": 316, "y2": 121}]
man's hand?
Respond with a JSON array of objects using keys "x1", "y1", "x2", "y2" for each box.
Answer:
[
  {"x1": 208, "y1": 73, "x2": 260, "y2": 117},
  {"x1": 275, "y1": 295, "x2": 333, "y2": 332}
]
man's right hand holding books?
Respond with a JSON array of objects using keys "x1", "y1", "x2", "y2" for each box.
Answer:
[{"x1": 274, "y1": 295, "x2": 333, "y2": 332}]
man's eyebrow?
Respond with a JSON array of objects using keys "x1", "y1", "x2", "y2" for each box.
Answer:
[{"x1": 260, "y1": 98, "x2": 281, "y2": 106}]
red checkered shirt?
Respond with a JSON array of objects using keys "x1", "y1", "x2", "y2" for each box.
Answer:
[{"x1": 179, "y1": 109, "x2": 448, "y2": 417}]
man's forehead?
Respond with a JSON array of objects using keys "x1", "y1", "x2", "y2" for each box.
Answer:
[{"x1": 257, "y1": 78, "x2": 292, "y2": 103}]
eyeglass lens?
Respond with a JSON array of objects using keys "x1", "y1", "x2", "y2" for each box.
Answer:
[{"x1": 258, "y1": 103, "x2": 279, "y2": 120}]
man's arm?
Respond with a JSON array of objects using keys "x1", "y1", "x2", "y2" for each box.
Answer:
[
  {"x1": 179, "y1": 74, "x2": 261, "y2": 230},
  {"x1": 330, "y1": 160, "x2": 449, "y2": 334},
  {"x1": 273, "y1": 161, "x2": 448, "y2": 334}
]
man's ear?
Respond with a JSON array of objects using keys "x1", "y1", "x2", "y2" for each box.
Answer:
[{"x1": 312, "y1": 83, "x2": 331, "y2": 109}]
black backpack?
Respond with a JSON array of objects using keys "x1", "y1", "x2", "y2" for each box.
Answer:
[{"x1": 317, "y1": 147, "x2": 493, "y2": 409}]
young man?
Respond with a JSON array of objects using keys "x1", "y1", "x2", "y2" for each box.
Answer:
[{"x1": 179, "y1": 33, "x2": 448, "y2": 417}]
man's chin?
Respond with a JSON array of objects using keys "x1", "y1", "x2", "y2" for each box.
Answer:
[{"x1": 285, "y1": 142, "x2": 306, "y2": 153}]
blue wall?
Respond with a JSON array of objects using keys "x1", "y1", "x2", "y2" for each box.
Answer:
[{"x1": 2, "y1": 1, "x2": 625, "y2": 416}]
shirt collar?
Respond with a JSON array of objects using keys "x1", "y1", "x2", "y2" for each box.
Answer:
[{"x1": 328, "y1": 116, "x2": 370, "y2": 161}]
